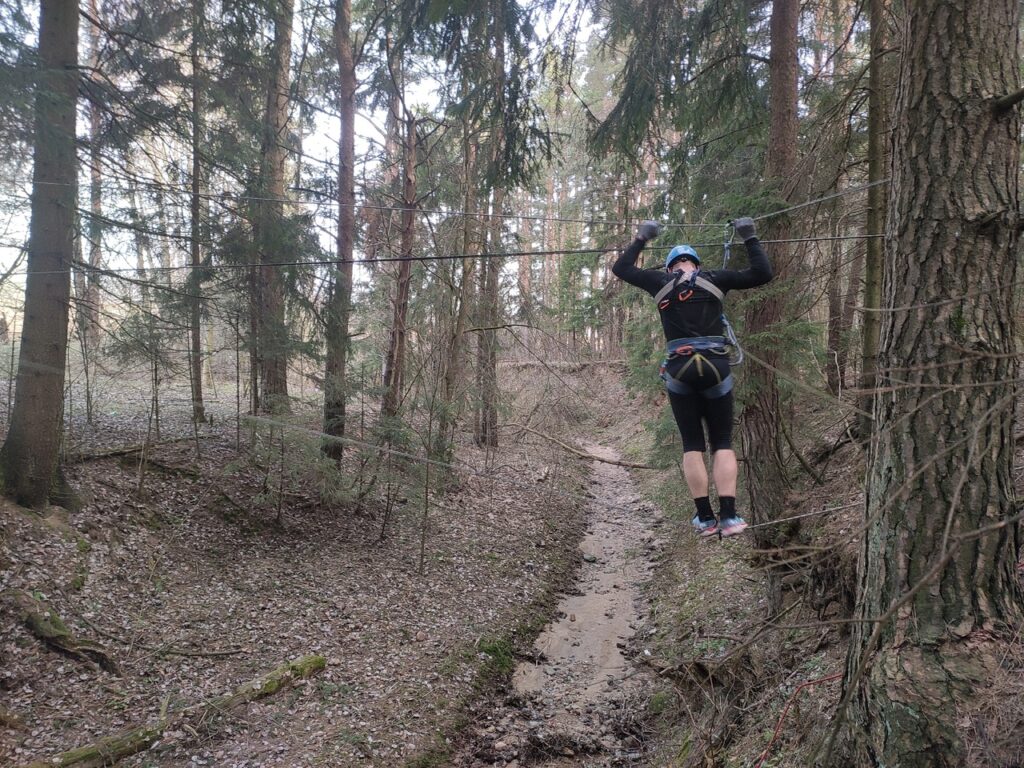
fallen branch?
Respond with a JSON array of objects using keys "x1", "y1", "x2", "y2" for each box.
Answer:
[
  {"x1": 779, "y1": 415, "x2": 824, "y2": 485},
  {"x1": 507, "y1": 423, "x2": 664, "y2": 470},
  {"x1": 9, "y1": 590, "x2": 119, "y2": 674},
  {"x1": 754, "y1": 672, "x2": 843, "y2": 768},
  {"x1": 0, "y1": 705, "x2": 25, "y2": 730},
  {"x1": 21, "y1": 655, "x2": 326, "y2": 768},
  {"x1": 142, "y1": 458, "x2": 201, "y2": 478},
  {"x1": 78, "y1": 615, "x2": 246, "y2": 659},
  {"x1": 67, "y1": 436, "x2": 198, "y2": 464},
  {"x1": 497, "y1": 358, "x2": 627, "y2": 371}
]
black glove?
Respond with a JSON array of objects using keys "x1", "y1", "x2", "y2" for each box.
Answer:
[
  {"x1": 637, "y1": 220, "x2": 662, "y2": 242},
  {"x1": 733, "y1": 216, "x2": 756, "y2": 241}
]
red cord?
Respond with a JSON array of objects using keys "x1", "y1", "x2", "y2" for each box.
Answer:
[{"x1": 753, "y1": 672, "x2": 843, "y2": 768}]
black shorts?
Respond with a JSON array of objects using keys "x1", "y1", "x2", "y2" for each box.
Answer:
[{"x1": 664, "y1": 355, "x2": 734, "y2": 452}]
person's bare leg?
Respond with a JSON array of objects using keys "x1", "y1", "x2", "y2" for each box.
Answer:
[
  {"x1": 711, "y1": 449, "x2": 737, "y2": 497},
  {"x1": 682, "y1": 450, "x2": 709, "y2": 497}
]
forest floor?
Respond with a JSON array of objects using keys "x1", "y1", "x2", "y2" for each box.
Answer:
[
  {"x1": 3, "y1": 366, "x2": 1022, "y2": 768},
  {"x1": 0, "y1": 374, "x2": 595, "y2": 767}
]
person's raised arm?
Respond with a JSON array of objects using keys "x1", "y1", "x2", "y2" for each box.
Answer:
[
  {"x1": 612, "y1": 220, "x2": 665, "y2": 293},
  {"x1": 713, "y1": 216, "x2": 773, "y2": 290}
]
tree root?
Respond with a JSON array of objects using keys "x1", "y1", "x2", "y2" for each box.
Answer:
[
  {"x1": 9, "y1": 590, "x2": 119, "y2": 674},
  {"x1": 20, "y1": 654, "x2": 326, "y2": 768}
]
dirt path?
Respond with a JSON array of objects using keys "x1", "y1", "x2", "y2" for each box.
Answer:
[{"x1": 457, "y1": 444, "x2": 662, "y2": 767}]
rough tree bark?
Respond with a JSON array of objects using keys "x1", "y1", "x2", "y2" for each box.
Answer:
[
  {"x1": 322, "y1": 0, "x2": 356, "y2": 459},
  {"x1": 474, "y1": 2, "x2": 505, "y2": 449},
  {"x1": 0, "y1": 0, "x2": 79, "y2": 508},
  {"x1": 256, "y1": 0, "x2": 294, "y2": 414},
  {"x1": 833, "y1": 2, "x2": 1024, "y2": 765},
  {"x1": 858, "y1": 0, "x2": 891, "y2": 438},
  {"x1": 740, "y1": 0, "x2": 799, "y2": 587}
]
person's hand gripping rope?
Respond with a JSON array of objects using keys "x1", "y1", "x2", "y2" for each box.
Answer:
[{"x1": 637, "y1": 220, "x2": 662, "y2": 242}]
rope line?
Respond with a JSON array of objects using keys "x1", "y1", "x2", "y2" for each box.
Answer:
[
  {"x1": 0, "y1": 233, "x2": 884, "y2": 280},
  {"x1": 752, "y1": 179, "x2": 890, "y2": 222},
  {"x1": 0, "y1": 178, "x2": 716, "y2": 229},
  {"x1": 745, "y1": 501, "x2": 861, "y2": 530},
  {"x1": 244, "y1": 414, "x2": 668, "y2": 518},
  {"x1": 2, "y1": 176, "x2": 891, "y2": 232},
  {"x1": 238, "y1": 413, "x2": 854, "y2": 533}
]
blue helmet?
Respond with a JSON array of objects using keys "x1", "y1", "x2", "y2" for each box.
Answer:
[{"x1": 665, "y1": 245, "x2": 700, "y2": 270}]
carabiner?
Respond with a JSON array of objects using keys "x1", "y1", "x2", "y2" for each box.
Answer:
[{"x1": 723, "y1": 221, "x2": 735, "y2": 269}]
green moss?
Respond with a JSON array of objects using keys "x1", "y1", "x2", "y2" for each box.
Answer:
[
  {"x1": 951, "y1": 305, "x2": 967, "y2": 336},
  {"x1": 317, "y1": 680, "x2": 353, "y2": 702},
  {"x1": 675, "y1": 731, "x2": 693, "y2": 760},
  {"x1": 288, "y1": 655, "x2": 327, "y2": 677},
  {"x1": 76, "y1": 537, "x2": 92, "y2": 553},
  {"x1": 404, "y1": 729, "x2": 459, "y2": 768},
  {"x1": 335, "y1": 728, "x2": 370, "y2": 747},
  {"x1": 647, "y1": 689, "x2": 673, "y2": 717},
  {"x1": 476, "y1": 636, "x2": 516, "y2": 677}
]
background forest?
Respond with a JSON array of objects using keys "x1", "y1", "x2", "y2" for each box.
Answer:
[{"x1": 1, "y1": 0, "x2": 1023, "y2": 767}]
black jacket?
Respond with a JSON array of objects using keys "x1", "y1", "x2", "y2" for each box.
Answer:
[{"x1": 611, "y1": 237, "x2": 773, "y2": 342}]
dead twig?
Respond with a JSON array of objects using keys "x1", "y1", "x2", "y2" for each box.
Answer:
[
  {"x1": 754, "y1": 672, "x2": 843, "y2": 768},
  {"x1": 78, "y1": 615, "x2": 246, "y2": 659},
  {"x1": 507, "y1": 423, "x2": 664, "y2": 470}
]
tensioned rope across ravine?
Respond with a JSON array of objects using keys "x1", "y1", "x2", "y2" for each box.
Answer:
[
  {"x1": 4, "y1": 233, "x2": 883, "y2": 279},
  {"x1": 242, "y1": 412, "x2": 859, "y2": 537},
  {"x1": 2, "y1": 175, "x2": 890, "y2": 232}
]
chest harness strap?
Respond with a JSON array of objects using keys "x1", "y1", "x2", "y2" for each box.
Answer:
[
  {"x1": 654, "y1": 243, "x2": 742, "y2": 399},
  {"x1": 653, "y1": 273, "x2": 724, "y2": 307}
]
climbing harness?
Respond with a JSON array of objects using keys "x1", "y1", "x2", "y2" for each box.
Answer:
[
  {"x1": 659, "y1": 336, "x2": 734, "y2": 398},
  {"x1": 654, "y1": 223, "x2": 745, "y2": 396}
]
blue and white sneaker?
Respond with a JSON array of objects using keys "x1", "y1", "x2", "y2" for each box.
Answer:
[
  {"x1": 719, "y1": 516, "x2": 748, "y2": 537},
  {"x1": 692, "y1": 516, "x2": 719, "y2": 538}
]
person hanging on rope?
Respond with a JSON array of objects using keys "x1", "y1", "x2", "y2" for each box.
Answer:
[{"x1": 612, "y1": 217, "x2": 772, "y2": 538}]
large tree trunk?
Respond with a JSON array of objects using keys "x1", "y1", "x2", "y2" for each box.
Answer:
[
  {"x1": 858, "y1": 0, "x2": 891, "y2": 438},
  {"x1": 322, "y1": 0, "x2": 356, "y2": 459},
  {"x1": 189, "y1": 0, "x2": 206, "y2": 423},
  {"x1": 474, "y1": 5, "x2": 505, "y2": 449},
  {"x1": 1, "y1": 0, "x2": 79, "y2": 507},
  {"x1": 381, "y1": 114, "x2": 416, "y2": 422},
  {"x1": 740, "y1": 0, "x2": 799, "y2": 591},
  {"x1": 256, "y1": 0, "x2": 294, "y2": 414},
  {"x1": 834, "y1": 2, "x2": 1024, "y2": 765}
]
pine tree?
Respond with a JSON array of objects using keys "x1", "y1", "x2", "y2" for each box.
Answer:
[
  {"x1": 322, "y1": 0, "x2": 357, "y2": 459},
  {"x1": 1, "y1": 0, "x2": 79, "y2": 507},
  {"x1": 831, "y1": 1, "x2": 1024, "y2": 763}
]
